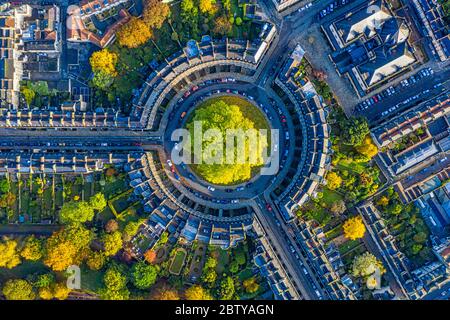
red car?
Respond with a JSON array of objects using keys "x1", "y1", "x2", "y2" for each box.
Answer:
[{"x1": 266, "y1": 203, "x2": 272, "y2": 211}]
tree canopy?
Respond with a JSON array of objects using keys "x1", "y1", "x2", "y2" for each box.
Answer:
[
  {"x1": 20, "y1": 235, "x2": 43, "y2": 261},
  {"x1": 101, "y1": 231, "x2": 123, "y2": 257},
  {"x1": 59, "y1": 201, "x2": 95, "y2": 224},
  {"x1": 2, "y1": 279, "x2": 35, "y2": 300},
  {"x1": 89, "y1": 49, "x2": 118, "y2": 76},
  {"x1": 131, "y1": 261, "x2": 158, "y2": 290},
  {"x1": 356, "y1": 136, "x2": 378, "y2": 159},
  {"x1": 89, "y1": 193, "x2": 107, "y2": 212},
  {"x1": 143, "y1": 0, "x2": 170, "y2": 29},
  {"x1": 0, "y1": 238, "x2": 21, "y2": 269},
  {"x1": 44, "y1": 224, "x2": 93, "y2": 271},
  {"x1": 352, "y1": 252, "x2": 385, "y2": 278},
  {"x1": 186, "y1": 98, "x2": 268, "y2": 185},
  {"x1": 218, "y1": 276, "x2": 235, "y2": 300},
  {"x1": 213, "y1": 16, "x2": 232, "y2": 35},
  {"x1": 184, "y1": 285, "x2": 213, "y2": 300},
  {"x1": 340, "y1": 117, "x2": 370, "y2": 146},
  {"x1": 100, "y1": 267, "x2": 130, "y2": 300},
  {"x1": 326, "y1": 171, "x2": 342, "y2": 190},
  {"x1": 343, "y1": 216, "x2": 366, "y2": 241},
  {"x1": 117, "y1": 17, "x2": 153, "y2": 48}
]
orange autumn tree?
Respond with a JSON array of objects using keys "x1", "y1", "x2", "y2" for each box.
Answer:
[{"x1": 143, "y1": 249, "x2": 157, "y2": 264}]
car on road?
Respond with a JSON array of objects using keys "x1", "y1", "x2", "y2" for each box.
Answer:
[
  {"x1": 236, "y1": 186, "x2": 245, "y2": 191},
  {"x1": 231, "y1": 199, "x2": 239, "y2": 204},
  {"x1": 266, "y1": 203, "x2": 273, "y2": 211},
  {"x1": 207, "y1": 185, "x2": 215, "y2": 191}
]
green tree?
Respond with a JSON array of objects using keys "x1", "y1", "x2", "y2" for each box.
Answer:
[
  {"x1": 131, "y1": 261, "x2": 158, "y2": 290},
  {"x1": 92, "y1": 71, "x2": 114, "y2": 90},
  {"x1": 100, "y1": 267, "x2": 130, "y2": 300},
  {"x1": 89, "y1": 193, "x2": 107, "y2": 212},
  {"x1": 0, "y1": 178, "x2": 9, "y2": 193},
  {"x1": 2, "y1": 279, "x2": 35, "y2": 300},
  {"x1": 101, "y1": 231, "x2": 123, "y2": 256},
  {"x1": 86, "y1": 250, "x2": 107, "y2": 271},
  {"x1": 123, "y1": 220, "x2": 144, "y2": 240},
  {"x1": 34, "y1": 273, "x2": 55, "y2": 288},
  {"x1": 229, "y1": 260, "x2": 239, "y2": 273},
  {"x1": 201, "y1": 268, "x2": 217, "y2": 283},
  {"x1": 352, "y1": 252, "x2": 384, "y2": 278},
  {"x1": 341, "y1": 117, "x2": 370, "y2": 146},
  {"x1": 218, "y1": 276, "x2": 235, "y2": 300},
  {"x1": 186, "y1": 99, "x2": 267, "y2": 185},
  {"x1": 104, "y1": 267, "x2": 127, "y2": 291},
  {"x1": 59, "y1": 201, "x2": 94, "y2": 224}
]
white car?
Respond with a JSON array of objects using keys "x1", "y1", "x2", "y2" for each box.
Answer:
[{"x1": 207, "y1": 186, "x2": 215, "y2": 191}]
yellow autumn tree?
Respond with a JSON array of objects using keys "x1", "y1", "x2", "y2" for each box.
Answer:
[
  {"x1": 356, "y1": 136, "x2": 378, "y2": 159},
  {"x1": 117, "y1": 17, "x2": 152, "y2": 48},
  {"x1": 38, "y1": 287, "x2": 54, "y2": 300},
  {"x1": 0, "y1": 238, "x2": 21, "y2": 269},
  {"x1": 89, "y1": 49, "x2": 118, "y2": 76},
  {"x1": 343, "y1": 216, "x2": 366, "y2": 240},
  {"x1": 326, "y1": 171, "x2": 342, "y2": 190},
  {"x1": 199, "y1": 0, "x2": 217, "y2": 14},
  {"x1": 143, "y1": 0, "x2": 170, "y2": 29},
  {"x1": 184, "y1": 285, "x2": 213, "y2": 300},
  {"x1": 44, "y1": 225, "x2": 92, "y2": 271},
  {"x1": 20, "y1": 235, "x2": 44, "y2": 261},
  {"x1": 377, "y1": 196, "x2": 389, "y2": 207},
  {"x1": 53, "y1": 283, "x2": 71, "y2": 300}
]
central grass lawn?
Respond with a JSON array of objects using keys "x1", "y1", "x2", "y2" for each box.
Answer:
[
  {"x1": 169, "y1": 249, "x2": 187, "y2": 275},
  {"x1": 322, "y1": 188, "x2": 344, "y2": 206},
  {"x1": 186, "y1": 95, "x2": 271, "y2": 185}
]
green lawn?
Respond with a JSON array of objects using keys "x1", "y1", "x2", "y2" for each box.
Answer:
[
  {"x1": 321, "y1": 188, "x2": 343, "y2": 206},
  {"x1": 338, "y1": 239, "x2": 362, "y2": 256},
  {"x1": 336, "y1": 159, "x2": 367, "y2": 174},
  {"x1": 80, "y1": 267, "x2": 104, "y2": 293},
  {"x1": 169, "y1": 249, "x2": 187, "y2": 275},
  {"x1": 0, "y1": 261, "x2": 49, "y2": 283},
  {"x1": 325, "y1": 224, "x2": 343, "y2": 240}
]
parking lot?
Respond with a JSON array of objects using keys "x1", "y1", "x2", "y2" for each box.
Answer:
[{"x1": 354, "y1": 67, "x2": 450, "y2": 126}]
